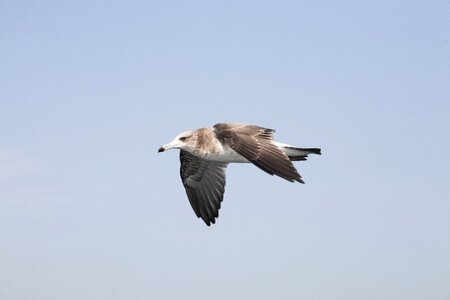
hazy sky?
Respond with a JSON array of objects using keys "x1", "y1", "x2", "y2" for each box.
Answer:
[{"x1": 1, "y1": 1, "x2": 449, "y2": 299}]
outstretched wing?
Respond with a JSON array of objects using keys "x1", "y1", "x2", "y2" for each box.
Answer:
[
  {"x1": 213, "y1": 123, "x2": 304, "y2": 183},
  {"x1": 180, "y1": 150, "x2": 228, "y2": 226}
]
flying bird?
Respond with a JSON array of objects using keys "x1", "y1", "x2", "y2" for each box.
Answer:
[{"x1": 158, "y1": 123, "x2": 321, "y2": 226}]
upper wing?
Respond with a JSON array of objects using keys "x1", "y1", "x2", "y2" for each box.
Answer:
[
  {"x1": 180, "y1": 150, "x2": 228, "y2": 226},
  {"x1": 213, "y1": 123, "x2": 304, "y2": 183}
]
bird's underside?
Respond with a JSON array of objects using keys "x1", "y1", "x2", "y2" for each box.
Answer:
[{"x1": 175, "y1": 123, "x2": 321, "y2": 226}]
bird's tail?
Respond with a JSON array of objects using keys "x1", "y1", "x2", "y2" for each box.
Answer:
[{"x1": 280, "y1": 145, "x2": 321, "y2": 161}]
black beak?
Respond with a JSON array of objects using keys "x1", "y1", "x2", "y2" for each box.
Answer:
[{"x1": 158, "y1": 147, "x2": 165, "y2": 153}]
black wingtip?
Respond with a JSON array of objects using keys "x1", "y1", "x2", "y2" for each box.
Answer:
[{"x1": 203, "y1": 219, "x2": 212, "y2": 226}]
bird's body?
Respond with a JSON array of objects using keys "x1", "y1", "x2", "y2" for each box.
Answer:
[
  {"x1": 199, "y1": 143, "x2": 248, "y2": 163},
  {"x1": 158, "y1": 123, "x2": 321, "y2": 226}
]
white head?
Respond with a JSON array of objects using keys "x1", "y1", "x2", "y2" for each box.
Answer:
[{"x1": 158, "y1": 131, "x2": 196, "y2": 153}]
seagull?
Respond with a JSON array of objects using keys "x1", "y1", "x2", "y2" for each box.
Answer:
[{"x1": 158, "y1": 123, "x2": 321, "y2": 226}]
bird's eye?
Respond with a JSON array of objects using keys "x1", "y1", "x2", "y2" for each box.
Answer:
[{"x1": 179, "y1": 136, "x2": 187, "y2": 141}]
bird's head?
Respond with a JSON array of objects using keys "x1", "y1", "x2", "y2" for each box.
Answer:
[{"x1": 158, "y1": 131, "x2": 195, "y2": 153}]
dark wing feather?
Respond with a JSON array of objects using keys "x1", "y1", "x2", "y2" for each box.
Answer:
[
  {"x1": 214, "y1": 123, "x2": 304, "y2": 183},
  {"x1": 180, "y1": 150, "x2": 228, "y2": 226}
]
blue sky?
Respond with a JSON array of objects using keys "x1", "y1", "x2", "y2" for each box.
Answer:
[{"x1": 1, "y1": 1, "x2": 449, "y2": 299}]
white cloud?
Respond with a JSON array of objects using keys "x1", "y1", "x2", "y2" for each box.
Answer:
[{"x1": 0, "y1": 148, "x2": 39, "y2": 180}]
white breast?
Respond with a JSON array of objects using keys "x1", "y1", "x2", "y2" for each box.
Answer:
[{"x1": 200, "y1": 143, "x2": 249, "y2": 163}]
